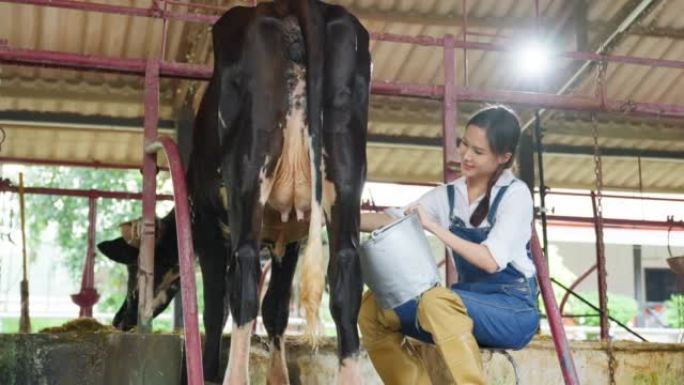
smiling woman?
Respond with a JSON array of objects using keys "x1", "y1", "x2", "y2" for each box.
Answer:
[{"x1": 358, "y1": 105, "x2": 538, "y2": 385}]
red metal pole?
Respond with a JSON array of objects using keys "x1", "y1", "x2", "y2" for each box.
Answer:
[
  {"x1": 0, "y1": 156, "x2": 169, "y2": 171},
  {"x1": 138, "y1": 59, "x2": 160, "y2": 333},
  {"x1": 71, "y1": 196, "x2": 100, "y2": 317},
  {"x1": 461, "y1": 0, "x2": 469, "y2": 88},
  {"x1": 3, "y1": 47, "x2": 684, "y2": 118},
  {"x1": 5, "y1": 0, "x2": 684, "y2": 70},
  {"x1": 559, "y1": 264, "x2": 597, "y2": 316},
  {"x1": 591, "y1": 191, "x2": 610, "y2": 341},
  {"x1": 157, "y1": 0, "x2": 170, "y2": 61},
  {"x1": 163, "y1": 0, "x2": 228, "y2": 12},
  {"x1": 372, "y1": 80, "x2": 444, "y2": 100},
  {"x1": 531, "y1": 229, "x2": 580, "y2": 385},
  {"x1": 0, "y1": 0, "x2": 218, "y2": 23},
  {"x1": 547, "y1": 215, "x2": 684, "y2": 231},
  {"x1": 0, "y1": 184, "x2": 173, "y2": 201},
  {"x1": 146, "y1": 136, "x2": 204, "y2": 385},
  {"x1": 442, "y1": 34, "x2": 459, "y2": 286},
  {"x1": 360, "y1": 201, "x2": 684, "y2": 231},
  {"x1": 543, "y1": 189, "x2": 684, "y2": 204}
]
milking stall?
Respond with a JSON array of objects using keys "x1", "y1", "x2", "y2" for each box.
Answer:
[{"x1": 1, "y1": 0, "x2": 684, "y2": 384}]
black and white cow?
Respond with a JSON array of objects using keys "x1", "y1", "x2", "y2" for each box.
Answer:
[
  {"x1": 100, "y1": 1, "x2": 370, "y2": 383},
  {"x1": 188, "y1": 1, "x2": 370, "y2": 383},
  {"x1": 97, "y1": 211, "x2": 180, "y2": 331}
]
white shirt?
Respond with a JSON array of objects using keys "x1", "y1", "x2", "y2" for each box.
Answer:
[{"x1": 385, "y1": 169, "x2": 536, "y2": 278}]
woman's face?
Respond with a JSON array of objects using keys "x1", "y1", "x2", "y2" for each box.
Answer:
[{"x1": 458, "y1": 124, "x2": 511, "y2": 179}]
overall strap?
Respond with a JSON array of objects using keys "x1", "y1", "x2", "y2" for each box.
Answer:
[
  {"x1": 486, "y1": 181, "x2": 515, "y2": 226},
  {"x1": 447, "y1": 184, "x2": 455, "y2": 220}
]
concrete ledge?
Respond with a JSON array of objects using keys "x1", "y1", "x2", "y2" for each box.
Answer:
[
  {"x1": 1, "y1": 333, "x2": 683, "y2": 384},
  {"x1": 0, "y1": 332, "x2": 182, "y2": 385}
]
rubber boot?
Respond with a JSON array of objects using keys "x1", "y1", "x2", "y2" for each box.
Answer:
[
  {"x1": 417, "y1": 287, "x2": 485, "y2": 385},
  {"x1": 359, "y1": 292, "x2": 431, "y2": 385}
]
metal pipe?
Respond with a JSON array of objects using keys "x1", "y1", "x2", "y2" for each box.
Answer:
[
  {"x1": 0, "y1": 184, "x2": 173, "y2": 201},
  {"x1": 146, "y1": 136, "x2": 204, "y2": 385},
  {"x1": 442, "y1": 34, "x2": 459, "y2": 286},
  {"x1": 534, "y1": 110, "x2": 549, "y2": 257},
  {"x1": 372, "y1": 80, "x2": 444, "y2": 100},
  {"x1": 71, "y1": 196, "x2": 100, "y2": 317},
  {"x1": 0, "y1": 156, "x2": 170, "y2": 172},
  {"x1": 559, "y1": 264, "x2": 597, "y2": 315},
  {"x1": 530, "y1": 229, "x2": 580, "y2": 385},
  {"x1": 1, "y1": 0, "x2": 217, "y2": 23},
  {"x1": 138, "y1": 60, "x2": 159, "y2": 334},
  {"x1": 163, "y1": 0, "x2": 227, "y2": 12},
  {"x1": 361, "y1": 202, "x2": 684, "y2": 231},
  {"x1": 158, "y1": 0, "x2": 170, "y2": 61},
  {"x1": 3, "y1": 47, "x2": 684, "y2": 117},
  {"x1": 547, "y1": 215, "x2": 684, "y2": 231},
  {"x1": 542, "y1": 190, "x2": 684, "y2": 204},
  {"x1": 461, "y1": 0, "x2": 469, "y2": 88},
  {"x1": 3, "y1": 0, "x2": 684, "y2": 70}
]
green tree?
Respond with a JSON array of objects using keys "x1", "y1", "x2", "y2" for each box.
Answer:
[
  {"x1": 22, "y1": 166, "x2": 171, "y2": 314},
  {"x1": 565, "y1": 291, "x2": 638, "y2": 327}
]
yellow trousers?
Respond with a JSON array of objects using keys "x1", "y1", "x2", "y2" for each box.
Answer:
[{"x1": 358, "y1": 287, "x2": 485, "y2": 385}]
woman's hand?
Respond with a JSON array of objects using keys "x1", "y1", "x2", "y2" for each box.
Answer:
[{"x1": 404, "y1": 203, "x2": 438, "y2": 232}]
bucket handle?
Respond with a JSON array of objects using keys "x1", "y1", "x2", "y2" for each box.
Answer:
[{"x1": 370, "y1": 213, "x2": 417, "y2": 240}]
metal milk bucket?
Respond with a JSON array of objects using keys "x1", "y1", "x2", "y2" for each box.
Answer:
[{"x1": 359, "y1": 214, "x2": 441, "y2": 309}]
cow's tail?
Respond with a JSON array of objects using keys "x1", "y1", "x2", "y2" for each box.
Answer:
[{"x1": 294, "y1": 0, "x2": 326, "y2": 348}]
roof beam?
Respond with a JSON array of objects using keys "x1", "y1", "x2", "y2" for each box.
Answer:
[{"x1": 0, "y1": 110, "x2": 175, "y2": 130}]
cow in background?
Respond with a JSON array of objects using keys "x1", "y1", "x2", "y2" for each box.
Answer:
[{"x1": 97, "y1": 211, "x2": 180, "y2": 331}]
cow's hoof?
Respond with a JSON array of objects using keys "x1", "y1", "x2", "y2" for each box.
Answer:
[{"x1": 338, "y1": 356, "x2": 363, "y2": 385}]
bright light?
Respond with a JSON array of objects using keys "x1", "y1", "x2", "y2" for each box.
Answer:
[{"x1": 515, "y1": 40, "x2": 551, "y2": 78}]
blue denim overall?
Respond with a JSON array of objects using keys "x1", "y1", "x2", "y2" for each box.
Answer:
[{"x1": 393, "y1": 182, "x2": 540, "y2": 350}]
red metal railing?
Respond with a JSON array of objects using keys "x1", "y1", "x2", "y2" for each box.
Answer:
[
  {"x1": 145, "y1": 136, "x2": 204, "y2": 385},
  {"x1": 138, "y1": 57, "x2": 203, "y2": 384},
  {"x1": 531, "y1": 229, "x2": 581, "y2": 385},
  {"x1": 3, "y1": 45, "x2": 684, "y2": 118},
  {"x1": 70, "y1": 196, "x2": 100, "y2": 317},
  {"x1": 0, "y1": 156, "x2": 170, "y2": 171},
  {"x1": 0, "y1": 179, "x2": 175, "y2": 317}
]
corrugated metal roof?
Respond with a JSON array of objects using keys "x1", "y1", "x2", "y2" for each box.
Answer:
[{"x1": 0, "y1": 0, "x2": 683, "y2": 193}]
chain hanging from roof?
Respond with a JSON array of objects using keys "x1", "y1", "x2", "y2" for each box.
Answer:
[{"x1": 0, "y1": 126, "x2": 6, "y2": 152}]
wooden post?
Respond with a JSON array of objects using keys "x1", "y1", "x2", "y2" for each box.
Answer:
[{"x1": 18, "y1": 173, "x2": 31, "y2": 333}]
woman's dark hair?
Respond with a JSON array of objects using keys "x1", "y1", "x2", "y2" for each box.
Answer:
[{"x1": 466, "y1": 105, "x2": 521, "y2": 227}]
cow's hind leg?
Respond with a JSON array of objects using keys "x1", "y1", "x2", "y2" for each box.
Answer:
[
  {"x1": 261, "y1": 241, "x2": 300, "y2": 385},
  {"x1": 321, "y1": 9, "x2": 371, "y2": 385},
  {"x1": 195, "y1": 214, "x2": 231, "y2": 383},
  {"x1": 220, "y1": 16, "x2": 289, "y2": 385}
]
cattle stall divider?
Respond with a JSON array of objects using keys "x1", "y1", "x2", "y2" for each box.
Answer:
[
  {"x1": 0, "y1": 180, "x2": 176, "y2": 316},
  {"x1": 140, "y1": 57, "x2": 203, "y2": 385},
  {"x1": 6, "y1": 1, "x2": 684, "y2": 385}
]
